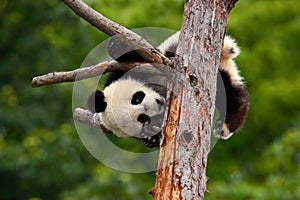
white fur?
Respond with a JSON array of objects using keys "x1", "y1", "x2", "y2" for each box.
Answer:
[
  {"x1": 102, "y1": 33, "x2": 243, "y2": 140},
  {"x1": 219, "y1": 123, "x2": 234, "y2": 140},
  {"x1": 220, "y1": 36, "x2": 243, "y2": 85},
  {"x1": 157, "y1": 31, "x2": 180, "y2": 55},
  {"x1": 100, "y1": 78, "x2": 165, "y2": 138},
  {"x1": 158, "y1": 32, "x2": 243, "y2": 86},
  {"x1": 157, "y1": 32, "x2": 244, "y2": 140}
]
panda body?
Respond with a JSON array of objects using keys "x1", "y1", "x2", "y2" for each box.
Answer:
[
  {"x1": 157, "y1": 32, "x2": 248, "y2": 139},
  {"x1": 88, "y1": 32, "x2": 249, "y2": 147}
]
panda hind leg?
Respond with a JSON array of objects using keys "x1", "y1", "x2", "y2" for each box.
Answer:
[
  {"x1": 214, "y1": 36, "x2": 248, "y2": 139},
  {"x1": 216, "y1": 70, "x2": 249, "y2": 139}
]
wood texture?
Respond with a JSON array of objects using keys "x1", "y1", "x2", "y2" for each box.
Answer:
[
  {"x1": 152, "y1": 0, "x2": 238, "y2": 199},
  {"x1": 73, "y1": 108, "x2": 113, "y2": 134},
  {"x1": 31, "y1": 62, "x2": 164, "y2": 87}
]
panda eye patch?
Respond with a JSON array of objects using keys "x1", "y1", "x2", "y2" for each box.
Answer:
[{"x1": 131, "y1": 91, "x2": 145, "y2": 105}]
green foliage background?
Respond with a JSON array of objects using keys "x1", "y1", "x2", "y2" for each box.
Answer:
[{"x1": 1, "y1": 0, "x2": 299, "y2": 199}]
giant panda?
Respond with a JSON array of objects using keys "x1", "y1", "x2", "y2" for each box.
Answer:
[
  {"x1": 88, "y1": 32, "x2": 249, "y2": 148},
  {"x1": 87, "y1": 71, "x2": 167, "y2": 147}
]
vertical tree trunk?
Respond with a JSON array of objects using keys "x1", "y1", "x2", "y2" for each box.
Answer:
[{"x1": 151, "y1": 0, "x2": 238, "y2": 199}]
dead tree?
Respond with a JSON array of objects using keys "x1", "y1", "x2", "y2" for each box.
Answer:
[
  {"x1": 151, "y1": 0, "x2": 238, "y2": 199},
  {"x1": 32, "y1": 0, "x2": 238, "y2": 199}
]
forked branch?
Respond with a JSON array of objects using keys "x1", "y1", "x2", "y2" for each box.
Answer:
[
  {"x1": 32, "y1": 0, "x2": 173, "y2": 87},
  {"x1": 61, "y1": 0, "x2": 171, "y2": 65}
]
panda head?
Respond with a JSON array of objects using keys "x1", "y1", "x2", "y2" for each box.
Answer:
[{"x1": 88, "y1": 78, "x2": 165, "y2": 138}]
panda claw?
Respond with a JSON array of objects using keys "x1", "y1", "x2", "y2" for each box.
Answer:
[{"x1": 141, "y1": 133, "x2": 161, "y2": 148}]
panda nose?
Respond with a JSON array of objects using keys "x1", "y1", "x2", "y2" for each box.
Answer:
[{"x1": 137, "y1": 114, "x2": 151, "y2": 125}]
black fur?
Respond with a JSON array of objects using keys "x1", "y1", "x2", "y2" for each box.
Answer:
[
  {"x1": 89, "y1": 33, "x2": 248, "y2": 148},
  {"x1": 131, "y1": 91, "x2": 146, "y2": 105},
  {"x1": 107, "y1": 35, "x2": 151, "y2": 62},
  {"x1": 141, "y1": 133, "x2": 161, "y2": 148},
  {"x1": 105, "y1": 69, "x2": 126, "y2": 87},
  {"x1": 137, "y1": 114, "x2": 151, "y2": 124},
  {"x1": 219, "y1": 70, "x2": 249, "y2": 132},
  {"x1": 87, "y1": 90, "x2": 107, "y2": 113}
]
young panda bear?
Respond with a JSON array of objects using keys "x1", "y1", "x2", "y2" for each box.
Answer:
[
  {"x1": 88, "y1": 71, "x2": 167, "y2": 148},
  {"x1": 88, "y1": 32, "x2": 249, "y2": 147}
]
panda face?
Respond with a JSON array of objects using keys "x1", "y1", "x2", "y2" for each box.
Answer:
[{"x1": 99, "y1": 78, "x2": 165, "y2": 138}]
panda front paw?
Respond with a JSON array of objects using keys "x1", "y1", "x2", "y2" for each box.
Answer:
[
  {"x1": 141, "y1": 133, "x2": 161, "y2": 148},
  {"x1": 139, "y1": 112, "x2": 164, "y2": 148},
  {"x1": 214, "y1": 122, "x2": 234, "y2": 140}
]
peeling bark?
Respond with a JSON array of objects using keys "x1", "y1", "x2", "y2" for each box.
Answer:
[{"x1": 152, "y1": 0, "x2": 238, "y2": 199}]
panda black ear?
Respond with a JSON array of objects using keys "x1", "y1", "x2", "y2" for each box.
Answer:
[{"x1": 87, "y1": 90, "x2": 107, "y2": 113}]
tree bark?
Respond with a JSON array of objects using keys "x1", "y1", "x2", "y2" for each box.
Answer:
[
  {"x1": 31, "y1": 61, "x2": 163, "y2": 87},
  {"x1": 151, "y1": 0, "x2": 238, "y2": 199}
]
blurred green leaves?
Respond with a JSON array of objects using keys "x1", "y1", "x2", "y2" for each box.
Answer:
[
  {"x1": 207, "y1": 1, "x2": 300, "y2": 198},
  {"x1": 206, "y1": 128, "x2": 300, "y2": 200}
]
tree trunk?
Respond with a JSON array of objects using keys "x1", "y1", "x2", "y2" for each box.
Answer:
[{"x1": 151, "y1": 0, "x2": 238, "y2": 199}]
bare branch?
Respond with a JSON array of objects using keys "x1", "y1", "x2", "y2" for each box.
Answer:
[
  {"x1": 32, "y1": 0, "x2": 174, "y2": 88},
  {"x1": 31, "y1": 61, "x2": 164, "y2": 87},
  {"x1": 73, "y1": 108, "x2": 113, "y2": 134},
  {"x1": 61, "y1": 0, "x2": 171, "y2": 65}
]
